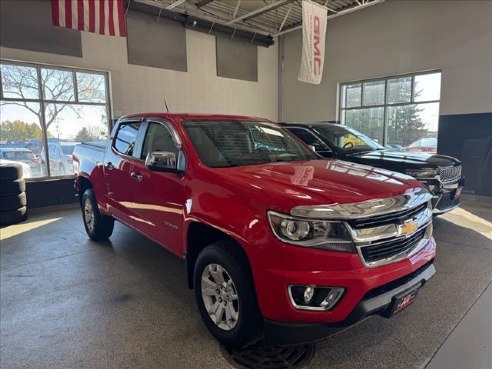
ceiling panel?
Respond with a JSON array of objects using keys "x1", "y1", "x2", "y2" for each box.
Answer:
[{"x1": 136, "y1": 0, "x2": 385, "y2": 37}]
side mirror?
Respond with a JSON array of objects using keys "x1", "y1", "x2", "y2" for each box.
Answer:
[
  {"x1": 309, "y1": 144, "x2": 333, "y2": 158},
  {"x1": 145, "y1": 151, "x2": 178, "y2": 172}
]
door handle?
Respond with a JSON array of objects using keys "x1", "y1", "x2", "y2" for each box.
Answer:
[
  {"x1": 106, "y1": 162, "x2": 114, "y2": 171},
  {"x1": 130, "y1": 172, "x2": 143, "y2": 181}
]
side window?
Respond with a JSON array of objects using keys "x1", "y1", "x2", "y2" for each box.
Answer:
[
  {"x1": 288, "y1": 128, "x2": 329, "y2": 150},
  {"x1": 113, "y1": 122, "x2": 142, "y2": 156},
  {"x1": 141, "y1": 122, "x2": 178, "y2": 160}
]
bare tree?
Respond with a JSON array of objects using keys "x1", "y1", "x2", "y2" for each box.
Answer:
[
  {"x1": 0, "y1": 64, "x2": 105, "y2": 131},
  {"x1": 1, "y1": 65, "x2": 107, "y2": 175}
]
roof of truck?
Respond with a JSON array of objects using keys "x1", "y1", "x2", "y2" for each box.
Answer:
[{"x1": 121, "y1": 113, "x2": 272, "y2": 123}]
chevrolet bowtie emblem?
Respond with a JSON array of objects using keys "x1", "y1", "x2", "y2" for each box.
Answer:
[{"x1": 399, "y1": 220, "x2": 418, "y2": 237}]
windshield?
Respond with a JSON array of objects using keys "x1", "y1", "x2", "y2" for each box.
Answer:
[
  {"x1": 61, "y1": 144, "x2": 76, "y2": 155},
  {"x1": 184, "y1": 120, "x2": 317, "y2": 168},
  {"x1": 313, "y1": 125, "x2": 384, "y2": 153}
]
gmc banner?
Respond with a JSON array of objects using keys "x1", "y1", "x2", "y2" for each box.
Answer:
[{"x1": 298, "y1": 1, "x2": 328, "y2": 84}]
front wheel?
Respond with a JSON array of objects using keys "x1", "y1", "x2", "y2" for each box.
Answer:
[
  {"x1": 194, "y1": 241, "x2": 263, "y2": 348},
  {"x1": 82, "y1": 189, "x2": 114, "y2": 241}
]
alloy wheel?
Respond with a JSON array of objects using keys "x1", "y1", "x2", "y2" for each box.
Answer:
[
  {"x1": 84, "y1": 199, "x2": 95, "y2": 233},
  {"x1": 201, "y1": 263, "x2": 239, "y2": 331}
]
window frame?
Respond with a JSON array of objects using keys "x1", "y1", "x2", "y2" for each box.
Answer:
[
  {"x1": 0, "y1": 59, "x2": 112, "y2": 180},
  {"x1": 339, "y1": 70, "x2": 441, "y2": 147}
]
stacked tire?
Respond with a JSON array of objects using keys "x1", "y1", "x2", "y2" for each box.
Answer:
[{"x1": 0, "y1": 163, "x2": 28, "y2": 226}]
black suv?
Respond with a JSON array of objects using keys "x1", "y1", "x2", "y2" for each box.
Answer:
[{"x1": 282, "y1": 122, "x2": 464, "y2": 215}]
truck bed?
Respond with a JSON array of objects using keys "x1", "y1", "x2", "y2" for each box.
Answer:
[{"x1": 73, "y1": 141, "x2": 107, "y2": 176}]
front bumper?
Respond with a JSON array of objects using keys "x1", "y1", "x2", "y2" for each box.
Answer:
[
  {"x1": 252, "y1": 234, "x2": 436, "y2": 339},
  {"x1": 264, "y1": 261, "x2": 435, "y2": 345},
  {"x1": 430, "y1": 177, "x2": 465, "y2": 214}
]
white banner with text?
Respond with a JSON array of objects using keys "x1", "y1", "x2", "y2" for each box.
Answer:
[{"x1": 298, "y1": 1, "x2": 328, "y2": 84}]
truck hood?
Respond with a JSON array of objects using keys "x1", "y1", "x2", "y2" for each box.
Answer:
[
  {"x1": 214, "y1": 159, "x2": 422, "y2": 212},
  {"x1": 347, "y1": 150, "x2": 461, "y2": 169}
]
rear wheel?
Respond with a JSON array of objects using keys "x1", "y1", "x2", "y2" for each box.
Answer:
[
  {"x1": 194, "y1": 241, "x2": 262, "y2": 348},
  {"x1": 81, "y1": 189, "x2": 114, "y2": 241}
]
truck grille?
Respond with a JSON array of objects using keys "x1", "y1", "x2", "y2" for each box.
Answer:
[
  {"x1": 439, "y1": 165, "x2": 461, "y2": 184},
  {"x1": 360, "y1": 228, "x2": 426, "y2": 263},
  {"x1": 347, "y1": 202, "x2": 428, "y2": 229}
]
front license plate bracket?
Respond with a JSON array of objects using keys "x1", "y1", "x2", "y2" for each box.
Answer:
[{"x1": 384, "y1": 283, "x2": 422, "y2": 318}]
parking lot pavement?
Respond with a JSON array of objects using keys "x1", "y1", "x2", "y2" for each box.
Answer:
[{"x1": 1, "y1": 200, "x2": 491, "y2": 369}]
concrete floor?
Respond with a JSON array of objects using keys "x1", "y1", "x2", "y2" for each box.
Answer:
[{"x1": 1, "y1": 199, "x2": 491, "y2": 369}]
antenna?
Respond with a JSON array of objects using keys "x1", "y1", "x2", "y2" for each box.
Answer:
[{"x1": 164, "y1": 100, "x2": 169, "y2": 113}]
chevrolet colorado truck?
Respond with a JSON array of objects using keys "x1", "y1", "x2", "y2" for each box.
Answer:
[
  {"x1": 282, "y1": 122, "x2": 464, "y2": 215},
  {"x1": 73, "y1": 114, "x2": 436, "y2": 348}
]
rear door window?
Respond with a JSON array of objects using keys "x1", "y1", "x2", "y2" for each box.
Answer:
[{"x1": 113, "y1": 122, "x2": 142, "y2": 157}]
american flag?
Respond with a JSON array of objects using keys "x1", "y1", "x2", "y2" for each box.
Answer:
[{"x1": 51, "y1": 0, "x2": 127, "y2": 37}]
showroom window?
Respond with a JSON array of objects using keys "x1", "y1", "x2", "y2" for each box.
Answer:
[
  {"x1": 0, "y1": 61, "x2": 111, "y2": 179},
  {"x1": 339, "y1": 71, "x2": 441, "y2": 152}
]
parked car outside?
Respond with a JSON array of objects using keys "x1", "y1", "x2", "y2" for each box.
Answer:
[
  {"x1": 73, "y1": 113, "x2": 436, "y2": 348},
  {"x1": 0, "y1": 147, "x2": 43, "y2": 177},
  {"x1": 405, "y1": 137, "x2": 437, "y2": 153},
  {"x1": 42, "y1": 141, "x2": 80, "y2": 176},
  {"x1": 282, "y1": 122, "x2": 464, "y2": 214}
]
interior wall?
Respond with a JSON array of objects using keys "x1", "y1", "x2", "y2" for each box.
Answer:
[
  {"x1": 281, "y1": 0, "x2": 492, "y2": 122},
  {"x1": 0, "y1": 25, "x2": 278, "y2": 121}
]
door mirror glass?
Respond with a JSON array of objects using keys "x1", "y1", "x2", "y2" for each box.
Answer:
[{"x1": 145, "y1": 151, "x2": 177, "y2": 172}]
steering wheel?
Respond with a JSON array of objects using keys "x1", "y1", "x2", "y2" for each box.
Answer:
[{"x1": 343, "y1": 142, "x2": 354, "y2": 149}]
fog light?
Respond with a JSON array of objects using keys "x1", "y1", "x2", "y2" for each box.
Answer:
[
  {"x1": 289, "y1": 285, "x2": 345, "y2": 311},
  {"x1": 426, "y1": 184, "x2": 437, "y2": 192},
  {"x1": 303, "y1": 286, "x2": 315, "y2": 303}
]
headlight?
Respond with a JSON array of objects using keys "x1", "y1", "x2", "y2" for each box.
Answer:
[
  {"x1": 268, "y1": 211, "x2": 355, "y2": 252},
  {"x1": 405, "y1": 168, "x2": 438, "y2": 178}
]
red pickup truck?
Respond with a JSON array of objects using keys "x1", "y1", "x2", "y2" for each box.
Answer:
[{"x1": 73, "y1": 114, "x2": 436, "y2": 347}]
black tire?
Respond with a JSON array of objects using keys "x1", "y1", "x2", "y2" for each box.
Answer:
[
  {"x1": 0, "y1": 163, "x2": 23, "y2": 181},
  {"x1": 0, "y1": 179, "x2": 26, "y2": 196},
  {"x1": 194, "y1": 241, "x2": 262, "y2": 348},
  {"x1": 0, "y1": 206, "x2": 27, "y2": 226},
  {"x1": 81, "y1": 189, "x2": 114, "y2": 241},
  {"x1": 0, "y1": 192, "x2": 27, "y2": 211}
]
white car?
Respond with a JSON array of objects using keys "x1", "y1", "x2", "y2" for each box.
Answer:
[{"x1": 0, "y1": 159, "x2": 32, "y2": 179}]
